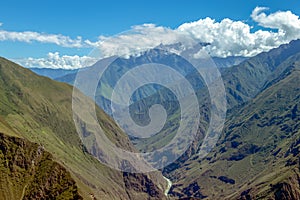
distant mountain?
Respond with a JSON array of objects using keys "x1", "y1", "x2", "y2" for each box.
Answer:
[
  {"x1": 55, "y1": 48, "x2": 200, "y2": 115},
  {"x1": 0, "y1": 57, "x2": 167, "y2": 199},
  {"x1": 212, "y1": 56, "x2": 246, "y2": 68},
  {"x1": 54, "y1": 49, "x2": 245, "y2": 115},
  {"x1": 29, "y1": 67, "x2": 78, "y2": 79}
]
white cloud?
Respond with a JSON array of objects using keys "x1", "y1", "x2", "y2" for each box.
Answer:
[
  {"x1": 0, "y1": 29, "x2": 86, "y2": 48},
  {"x1": 92, "y1": 7, "x2": 300, "y2": 58},
  {"x1": 15, "y1": 52, "x2": 97, "y2": 69},
  {"x1": 173, "y1": 7, "x2": 300, "y2": 57},
  {"x1": 251, "y1": 7, "x2": 300, "y2": 40},
  {"x1": 177, "y1": 17, "x2": 280, "y2": 57},
  {"x1": 87, "y1": 24, "x2": 187, "y2": 58}
]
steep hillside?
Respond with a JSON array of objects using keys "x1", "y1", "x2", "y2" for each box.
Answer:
[
  {"x1": 0, "y1": 133, "x2": 82, "y2": 200},
  {"x1": 165, "y1": 52, "x2": 300, "y2": 199},
  {"x1": 0, "y1": 57, "x2": 167, "y2": 199}
]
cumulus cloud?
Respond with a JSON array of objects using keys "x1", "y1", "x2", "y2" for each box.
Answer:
[
  {"x1": 251, "y1": 7, "x2": 300, "y2": 40},
  {"x1": 93, "y1": 7, "x2": 300, "y2": 58},
  {"x1": 15, "y1": 52, "x2": 97, "y2": 69},
  {"x1": 184, "y1": 7, "x2": 300, "y2": 57},
  {"x1": 177, "y1": 16, "x2": 284, "y2": 57}
]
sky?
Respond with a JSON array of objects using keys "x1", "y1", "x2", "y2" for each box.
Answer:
[{"x1": 0, "y1": 0, "x2": 300, "y2": 69}]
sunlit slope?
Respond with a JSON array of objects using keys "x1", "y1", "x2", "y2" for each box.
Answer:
[{"x1": 0, "y1": 57, "x2": 166, "y2": 200}]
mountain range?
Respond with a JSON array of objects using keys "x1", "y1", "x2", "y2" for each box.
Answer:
[
  {"x1": 164, "y1": 41, "x2": 300, "y2": 199},
  {"x1": 0, "y1": 40, "x2": 299, "y2": 199}
]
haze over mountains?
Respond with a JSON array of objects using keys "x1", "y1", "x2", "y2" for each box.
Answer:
[
  {"x1": 0, "y1": 38, "x2": 298, "y2": 200},
  {"x1": 40, "y1": 49, "x2": 245, "y2": 116}
]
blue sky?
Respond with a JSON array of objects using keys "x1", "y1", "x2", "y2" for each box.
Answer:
[{"x1": 1, "y1": 0, "x2": 300, "y2": 68}]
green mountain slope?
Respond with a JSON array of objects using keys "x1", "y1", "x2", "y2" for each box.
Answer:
[
  {"x1": 0, "y1": 133, "x2": 82, "y2": 200},
  {"x1": 165, "y1": 50, "x2": 300, "y2": 199},
  {"x1": 0, "y1": 57, "x2": 167, "y2": 199}
]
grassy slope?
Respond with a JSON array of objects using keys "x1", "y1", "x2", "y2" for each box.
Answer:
[{"x1": 0, "y1": 57, "x2": 166, "y2": 199}]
